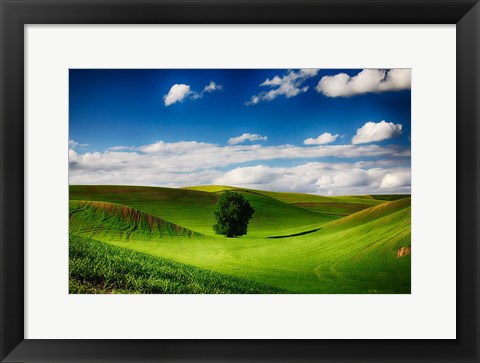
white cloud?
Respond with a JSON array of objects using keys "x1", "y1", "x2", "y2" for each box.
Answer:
[
  {"x1": 203, "y1": 81, "x2": 222, "y2": 93},
  {"x1": 70, "y1": 140, "x2": 409, "y2": 174},
  {"x1": 331, "y1": 169, "x2": 371, "y2": 187},
  {"x1": 138, "y1": 140, "x2": 213, "y2": 155},
  {"x1": 69, "y1": 138, "x2": 411, "y2": 195},
  {"x1": 213, "y1": 163, "x2": 411, "y2": 195},
  {"x1": 352, "y1": 121, "x2": 403, "y2": 145},
  {"x1": 133, "y1": 140, "x2": 407, "y2": 162},
  {"x1": 108, "y1": 145, "x2": 136, "y2": 151},
  {"x1": 380, "y1": 171, "x2": 411, "y2": 189},
  {"x1": 69, "y1": 139, "x2": 89, "y2": 149},
  {"x1": 228, "y1": 133, "x2": 268, "y2": 145},
  {"x1": 214, "y1": 165, "x2": 277, "y2": 186},
  {"x1": 163, "y1": 81, "x2": 222, "y2": 106},
  {"x1": 163, "y1": 84, "x2": 191, "y2": 106},
  {"x1": 246, "y1": 69, "x2": 319, "y2": 105},
  {"x1": 304, "y1": 132, "x2": 338, "y2": 145},
  {"x1": 316, "y1": 69, "x2": 411, "y2": 97}
]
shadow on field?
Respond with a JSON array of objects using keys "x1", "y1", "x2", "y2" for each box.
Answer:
[{"x1": 268, "y1": 228, "x2": 321, "y2": 239}]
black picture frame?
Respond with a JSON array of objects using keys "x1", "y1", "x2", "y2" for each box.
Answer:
[{"x1": 1, "y1": 0, "x2": 479, "y2": 362}]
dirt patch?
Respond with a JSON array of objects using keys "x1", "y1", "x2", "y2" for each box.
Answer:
[{"x1": 397, "y1": 246, "x2": 411, "y2": 258}]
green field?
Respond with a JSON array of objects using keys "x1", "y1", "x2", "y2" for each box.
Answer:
[{"x1": 69, "y1": 185, "x2": 411, "y2": 294}]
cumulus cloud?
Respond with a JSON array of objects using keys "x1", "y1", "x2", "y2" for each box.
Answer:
[
  {"x1": 228, "y1": 133, "x2": 268, "y2": 145},
  {"x1": 203, "y1": 81, "x2": 222, "y2": 93},
  {"x1": 213, "y1": 163, "x2": 411, "y2": 195},
  {"x1": 246, "y1": 69, "x2": 319, "y2": 105},
  {"x1": 304, "y1": 132, "x2": 339, "y2": 145},
  {"x1": 69, "y1": 140, "x2": 89, "y2": 149},
  {"x1": 352, "y1": 121, "x2": 403, "y2": 145},
  {"x1": 316, "y1": 69, "x2": 411, "y2": 98},
  {"x1": 214, "y1": 165, "x2": 277, "y2": 186},
  {"x1": 70, "y1": 140, "x2": 408, "y2": 174},
  {"x1": 380, "y1": 170, "x2": 411, "y2": 189},
  {"x1": 163, "y1": 84, "x2": 191, "y2": 106},
  {"x1": 124, "y1": 140, "x2": 407, "y2": 162},
  {"x1": 69, "y1": 138, "x2": 411, "y2": 194},
  {"x1": 163, "y1": 81, "x2": 222, "y2": 106},
  {"x1": 330, "y1": 169, "x2": 371, "y2": 188}
]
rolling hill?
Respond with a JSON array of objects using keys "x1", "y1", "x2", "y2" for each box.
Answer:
[
  {"x1": 70, "y1": 185, "x2": 342, "y2": 237},
  {"x1": 70, "y1": 200, "x2": 203, "y2": 240},
  {"x1": 70, "y1": 234, "x2": 284, "y2": 294},
  {"x1": 69, "y1": 185, "x2": 411, "y2": 294}
]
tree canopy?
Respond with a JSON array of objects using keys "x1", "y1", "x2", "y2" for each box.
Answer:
[{"x1": 213, "y1": 191, "x2": 255, "y2": 237}]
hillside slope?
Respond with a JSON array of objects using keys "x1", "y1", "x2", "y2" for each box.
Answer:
[
  {"x1": 70, "y1": 185, "x2": 339, "y2": 237},
  {"x1": 69, "y1": 185, "x2": 411, "y2": 293},
  {"x1": 104, "y1": 198, "x2": 411, "y2": 293},
  {"x1": 326, "y1": 197, "x2": 411, "y2": 232},
  {"x1": 70, "y1": 234, "x2": 284, "y2": 294},
  {"x1": 70, "y1": 200, "x2": 203, "y2": 241}
]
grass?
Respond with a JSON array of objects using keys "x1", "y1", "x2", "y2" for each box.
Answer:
[
  {"x1": 371, "y1": 194, "x2": 411, "y2": 201},
  {"x1": 325, "y1": 197, "x2": 411, "y2": 232},
  {"x1": 69, "y1": 185, "x2": 411, "y2": 294},
  {"x1": 245, "y1": 188, "x2": 385, "y2": 206},
  {"x1": 291, "y1": 202, "x2": 371, "y2": 215},
  {"x1": 69, "y1": 234, "x2": 285, "y2": 294},
  {"x1": 104, "y1": 198, "x2": 411, "y2": 293},
  {"x1": 70, "y1": 185, "x2": 341, "y2": 237},
  {"x1": 70, "y1": 200, "x2": 202, "y2": 240}
]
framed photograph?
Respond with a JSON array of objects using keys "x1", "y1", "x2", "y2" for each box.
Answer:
[
  {"x1": 1, "y1": 0, "x2": 478, "y2": 362},
  {"x1": 68, "y1": 67, "x2": 412, "y2": 296}
]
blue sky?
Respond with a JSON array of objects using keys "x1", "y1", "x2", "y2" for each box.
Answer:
[{"x1": 69, "y1": 69, "x2": 411, "y2": 195}]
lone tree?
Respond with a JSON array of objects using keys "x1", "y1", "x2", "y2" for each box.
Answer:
[{"x1": 213, "y1": 191, "x2": 255, "y2": 237}]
